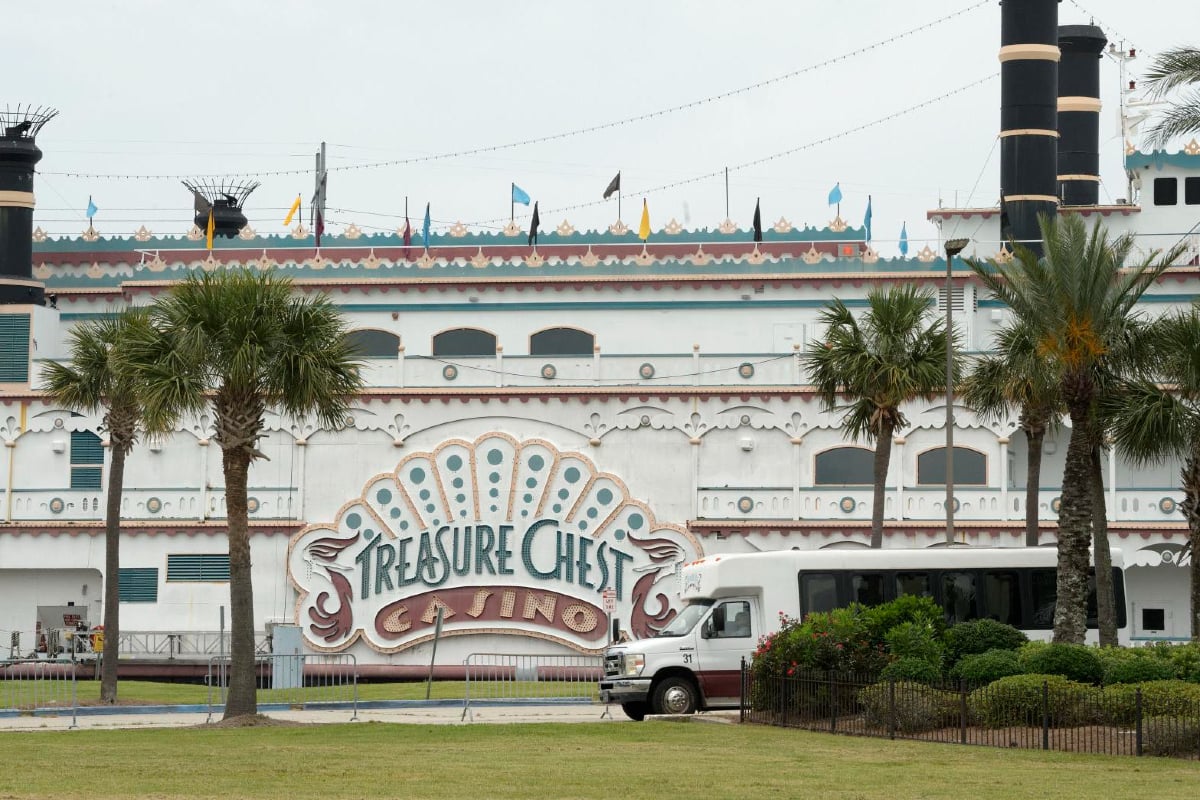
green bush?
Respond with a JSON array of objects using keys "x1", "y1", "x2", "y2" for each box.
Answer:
[
  {"x1": 968, "y1": 674, "x2": 1097, "y2": 728},
  {"x1": 861, "y1": 595, "x2": 945, "y2": 643},
  {"x1": 752, "y1": 605, "x2": 887, "y2": 679},
  {"x1": 879, "y1": 657, "x2": 942, "y2": 685},
  {"x1": 858, "y1": 681, "x2": 958, "y2": 733},
  {"x1": 950, "y1": 649, "x2": 1024, "y2": 687},
  {"x1": 1145, "y1": 641, "x2": 1200, "y2": 683},
  {"x1": 1143, "y1": 715, "x2": 1200, "y2": 757},
  {"x1": 1017, "y1": 642, "x2": 1103, "y2": 685},
  {"x1": 1098, "y1": 681, "x2": 1200, "y2": 725},
  {"x1": 943, "y1": 620, "x2": 1028, "y2": 667},
  {"x1": 1097, "y1": 646, "x2": 1178, "y2": 685},
  {"x1": 884, "y1": 622, "x2": 944, "y2": 670}
]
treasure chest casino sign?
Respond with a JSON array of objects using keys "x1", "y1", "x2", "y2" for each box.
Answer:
[{"x1": 287, "y1": 434, "x2": 703, "y2": 653}]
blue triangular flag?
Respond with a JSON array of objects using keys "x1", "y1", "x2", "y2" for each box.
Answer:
[
  {"x1": 422, "y1": 203, "x2": 431, "y2": 249},
  {"x1": 827, "y1": 182, "x2": 842, "y2": 206},
  {"x1": 899, "y1": 222, "x2": 909, "y2": 257},
  {"x1": 511, "y1": 183, "x2": 531, "y2": 206},
  {"x1": 863, "y1": 195, "x2": 873, "y2": 242},
  {"x1": 86, "y1": 196, "x2": 98, "y2": 221}
]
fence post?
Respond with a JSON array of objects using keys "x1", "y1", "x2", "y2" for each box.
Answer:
[
  {"x1": 829, "y1": 672, "x2": 838, "y2": 734},
  {"x1": 959, "y1": 678, "x2": 967, "y2": 745},
  {"x1": 888, "y1": 678, "x2": 896, "y2": 740},
  {"x1": 1135, "y1": 687, "x2": 1143, "y2": 757},
  {"x1": 779, "y1": 673, "x2": 788, "y2": 727},
  {"x1": 1041, "y1": 680, "x2": 1050, "y2": 751},
  {"x1": 739, "y1": 657, "x2": 746, "y2": 724}
]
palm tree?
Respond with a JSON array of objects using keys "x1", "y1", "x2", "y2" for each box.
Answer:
[
  {"x1": 41, "y1": 309, "x2": 153, "y2": 703},
  {"x1": 959, "y1": 320, "x2": 1062, "y2": 547},
  {"x1": 1107, "y1": 309, "x2": 1200, "y2": 639},
  {"x1": 130, "y1": 269, "x2": 362, "y2": 719},
  {"x1": 968, "y1": 213, "x2": 1183, "y2": 643},
  {"x1": 807, "y1": 284, "x2": 955, "y2": 548},
  {"x1": 1143, "y1": 46, "x2": 1200, "y2": 148}
]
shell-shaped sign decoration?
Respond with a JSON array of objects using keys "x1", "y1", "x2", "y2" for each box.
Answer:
[{"x1": 288, "y1": 433, "x2": 702, "y2": 654}]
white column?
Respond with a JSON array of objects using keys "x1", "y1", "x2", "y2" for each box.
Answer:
[
  {"x1": 893, "y1": 436, "x2": 905, "y2": 520},
  {"x1": 793, "y1": 343, "x2": 802, "y2": 384},
  {"x1": 593, "y1": 344, "x2": 601, "y2": 386},
  {"x1": 396, "y1": 341, "x2": 405, "y2": 388},
  {"x1": 1108, "y1": 442, "x2": 1117, "y2": 519},
  {"x1": 692, "y1": 344, "x2": 700, "y2": 387},
  {"x1": 295, "y1": 438, "x2": 308, "y2": 520},
  {"x1": 792, "y1": 437, "x2": 802, "y2": 521},
  {"x1": 998, "y1": 436, "x2": 1009, "y2": 522},
  {"x1": 198, "y1": 438, "x2": 209, "y2": 521},
  {"x1": 690, "y1": 438, "x2": 700, "y2": 519},
  {"x1": 495, "y1": 345, "x2": 504, "y2": 388}
]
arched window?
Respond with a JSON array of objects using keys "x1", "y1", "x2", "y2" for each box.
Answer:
[
  {"x1": 917, "y1": 447, "x2": 987, "y2": 485},
  {"x1": 530, "y1": 327, "x2": 594, "y2": 356},
  {"x1": 814, "y1": 447, "x2": 874, "y2": 485},
  {"x1": 432, "y1": 328, "x2": 496, "y2": 357},
  {"x1": 347, "y1": 329, "x2": 400, "y2": 358}
]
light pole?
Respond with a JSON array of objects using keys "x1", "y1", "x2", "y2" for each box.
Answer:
[{"x1": 944, "y1": 238, "x2": 970, "y2": 545}]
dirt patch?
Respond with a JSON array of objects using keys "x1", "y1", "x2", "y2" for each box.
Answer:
[{"x1": 199, "y1": 714, "x2": 309, "y2": 729}]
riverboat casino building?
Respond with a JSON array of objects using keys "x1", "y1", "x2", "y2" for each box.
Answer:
[{"x1": 2, "y1": 2, "x2": 1199, "y2": 672}]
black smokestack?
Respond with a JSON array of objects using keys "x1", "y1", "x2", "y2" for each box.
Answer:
[
  {"x1": 999, "y1": 0, "x2": 1061, "y2": 254},
  {"x1": 1057, "y1": 25, "x2": 1107, "y2": 206},
  {"x1": 0, "y1": 105, "x2": 56, "y2": 305}
]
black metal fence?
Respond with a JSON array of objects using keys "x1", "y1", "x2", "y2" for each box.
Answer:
[{"x1": 740, "y1": 661, "x2": 1200, "y2": 759}]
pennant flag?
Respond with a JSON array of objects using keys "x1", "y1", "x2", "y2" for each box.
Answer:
[
  {"x1": 314, "y1": 209, "x2": 324, "y2": 248},
  {"x1": 528, "y1": 201, "x2": 540, "y2": 247},
  {"x1": 283, "y1": 195, "x2": 301, "y2": 227},
  {"x1": 899, "y1": 222, "x2": 909, "y2": 257},
  {"x1": 402, "y1": 215, "x2": 412, "y2": 247},
  {"x1": 638, "y1": 199, "x2": 651, "y2": 241},
  {"x1": 827, "y1": 182, "x2": 843, "y2": 206},
  {"x1": 863, "y1": 195, "x2": 873, "y2": 242},
  {"x1": 603, "y1": 171, "x2": 621, "y2": 200},
  {"x1": 752, "y1": 198, "x2": 762, "y2": 243},
  {"x1": 86, "y1": 196, "x2": 98, "y2": 221},
  {"x1": 191, "y1": 189, "x2": 211, "y2": 218},
  {"x1": 512, "y1": 183, "x2": 531, "y2": 206},
  {"x1": 205, "y1": 208, "x2": 215, "y2": 250},
  {"x1": 422, "y1": 203, "x2": 431, "y2": 249}
]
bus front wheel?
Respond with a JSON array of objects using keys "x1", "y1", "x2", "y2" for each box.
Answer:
[{"x1": 652, "y1": 677, "x2": 698, "y2": 715}]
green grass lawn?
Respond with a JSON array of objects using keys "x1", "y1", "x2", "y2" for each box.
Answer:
[
  {"x1": 0, "y1": 722, "x2": 1195, "y2": 799},
  {"x1": 4, "y1": 679, "x2": 479, "y2": 706}
]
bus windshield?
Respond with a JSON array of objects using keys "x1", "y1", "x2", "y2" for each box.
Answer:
[{"x1": 656, "y1": 601, "x2": 714, "y2": 637}]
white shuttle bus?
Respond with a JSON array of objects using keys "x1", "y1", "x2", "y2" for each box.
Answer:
[{"x1": 599, "y1": 547, "x2": 1130, "y2": 720}]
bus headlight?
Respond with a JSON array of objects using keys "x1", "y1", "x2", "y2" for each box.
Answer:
[{"x1": 623, "y1": 653, "x2": 645, "y2": 677}]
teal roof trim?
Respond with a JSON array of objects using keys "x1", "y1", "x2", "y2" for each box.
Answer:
[{"x1": 1125, "y1": 148, "x2": 1200, "y2": 171}]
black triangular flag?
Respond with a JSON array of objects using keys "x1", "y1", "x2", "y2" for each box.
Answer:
[
  {"x1": 752, "y1": 198, "x2": 762, "y2": 243},
  {"x1": 602, "y1": 171, "x2": 621, "y2": 200},
  {"x1": 528, "y1": 201, "x2": 540, "y2": 247},
  {"x1": 999, "y1": 196, "x2": 1012, "y2": 243}
]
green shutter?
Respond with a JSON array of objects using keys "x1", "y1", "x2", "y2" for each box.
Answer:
[
  {"x1": 0, "y1": 314, "x2": 31, "y2": 382},
  {"x1": 118, "y1": 568, "x2": 159, "y2": 602},
  {"x1": 167, "y1": 554, "x2": 230, "y2": 582},
  {"x1": 70, "y1": 431, "x2": 104, "y2": 489}
]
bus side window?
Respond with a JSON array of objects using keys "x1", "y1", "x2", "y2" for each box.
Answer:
[
  {"x1": 982, "y1": 570, "x2": 1022, "y2": 626},
  {"x1": 800, "y1": 573, "x2": 839, "y2": 616},
  {"x1": 942, "y1": 572, "x2": 978, "y2": 624},
  {"x1": 1030, "y1": 568, "x2": 1056, "y2": 629},
  {"x1": 851, "y1": 573, "x2": 885, "y2": 606},
  {"x1": 895, "y1": 572, "x2": 931, "y2": 598}
]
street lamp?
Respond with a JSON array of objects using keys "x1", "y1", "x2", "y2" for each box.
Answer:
[{"x1": 944, "y1": 238, "x2": 970, "y2": 545}]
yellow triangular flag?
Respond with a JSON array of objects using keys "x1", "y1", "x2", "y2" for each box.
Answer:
[
  {"x1": 638, "y1": 199, "x2": 651, "y2": 241},
  {"x1": 283, "y1": 195, "x2": 301, "y2": 227},
  {"x1": 205, "y1": 208, "x2": 215, "y2": 250}
]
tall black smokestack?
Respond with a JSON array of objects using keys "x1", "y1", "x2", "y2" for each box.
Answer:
[
  {"x1": 0, "y1": 105, "x2": 57, "y2": 305},
  {"x1": 1057, "y1": 25, "x2": 1107, "y2": 206},
  {"x1": 999, "y1": 1, "x2": 1060, "y2": 254}
]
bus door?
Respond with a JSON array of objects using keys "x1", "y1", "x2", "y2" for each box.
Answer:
[{"x1": 696, "y1": 599, "x2": 755, "y2": 705}]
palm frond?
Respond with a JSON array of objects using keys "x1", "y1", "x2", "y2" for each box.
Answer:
[{"x1": 1142, "y1": 47, "x2": 1200, "y2": 95}]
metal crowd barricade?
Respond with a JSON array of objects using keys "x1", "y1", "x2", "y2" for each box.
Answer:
[
  {"x1": 205, "y1": 653, "x2": 358, "y2": 722},
  {"x1": 461, "y1": 652, "x2": 604, "y2": 722},
  {"x1": 0, "y1": 659, "x2": 78, "y2": 728}
]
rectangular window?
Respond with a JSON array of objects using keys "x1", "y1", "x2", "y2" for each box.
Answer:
[
  {"x1": 118, "y1": 568, "x2": 159, "y2": 602},
  {"x1": 1030, "y1": 568, "x2": 1057, "y2": 629},
  {"x1": 941, "y1": 572, "x2": 978, "y2": 624},
  {"x1": 894, "y1": 572, "x2": 932, "y2": 599},
  {"x1": 799, "y1": 573, "x2": 839, "y2": 616},
  {"x1": 0, "y1": 314, "x2": 31, "y2": 383},
  {"x1": 1142, "y1": 608, "x2": 1166, "y2": 631},
  {"x1": 1186, "y1": 177, "x2": 1200, "y2": 205},
  {"x1": 851, "y1": 573, "x2": 885, "y2": 606},
  {"x1": 982, "y1": 571, "x2": 1022, "y2": 626},
  {"x1": 1153, "y1": 177, "x2": 1178, "y2": 206},
  {"x1": 70, "y1": 431, "x2": 104, "y2": 490},
  {"x1": 166, "y1": 554, "x2": 230, "y2": 582}
]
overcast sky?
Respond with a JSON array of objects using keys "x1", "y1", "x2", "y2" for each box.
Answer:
[{"x1": 10, "y1": 1, "x2": 1199, "y2": 254}]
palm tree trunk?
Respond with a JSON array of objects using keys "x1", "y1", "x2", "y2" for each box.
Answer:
[
  {"x1": 1182, "y1": 448, "x2": 1200, "y2": 640},
  {"x1": 869, "y1": 418, "x2": 896, "y2": 549},
  {"x1": 1025, "y1": 426, "x2": 1045, "y2": 548},
  {"x1": 222, "y1": 447, "x2": 257, "y2": 719},
  {"x1": 1054, "y1": 403, "x2": 1094, "y2": 644},
  {"x1": 1090, "y1": 445, "x2": 1117, "y2": 646},
  {"x1": 100, "y1": 444, "x2": 126, "y2": 704}
]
